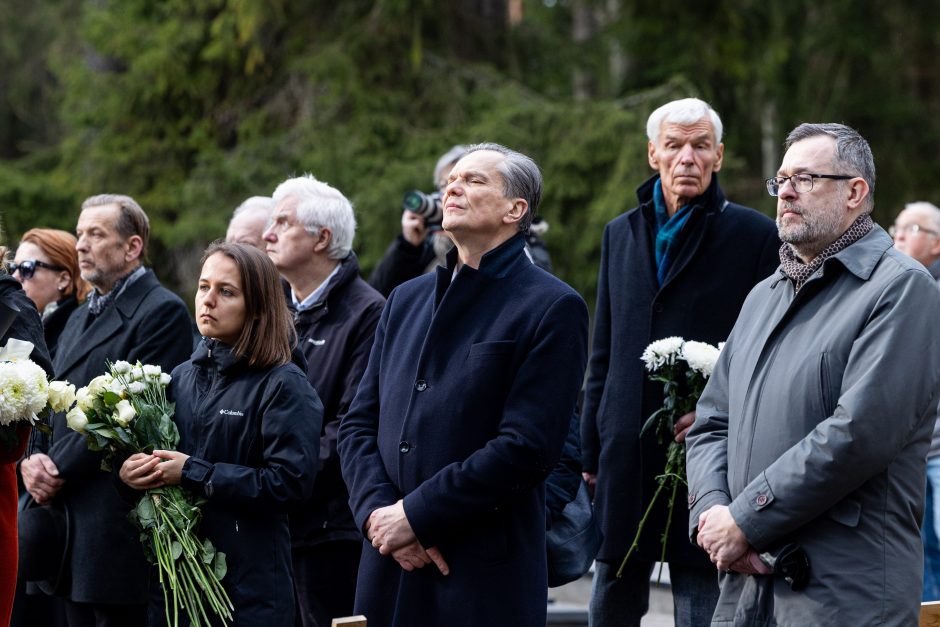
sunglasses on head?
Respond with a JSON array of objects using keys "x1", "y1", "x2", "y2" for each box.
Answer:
[{"x1": 6, "y1": 259, "x2": 66, "y2": 280}]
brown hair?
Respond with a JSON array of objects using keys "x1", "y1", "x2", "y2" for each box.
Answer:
[
  {"x1": 20, "y1": 228, "x2": 88, "y2": 302},
  {"x1": 81, "y1": 194, "x2": 151, "y2": 259},
  {"x1": 200, "y1": 241, "x2": 294, "y2": 369}
]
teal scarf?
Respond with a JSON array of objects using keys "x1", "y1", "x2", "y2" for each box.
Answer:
[{"x1": 653, "y1": 179, "x2": 693, "y2": 285}]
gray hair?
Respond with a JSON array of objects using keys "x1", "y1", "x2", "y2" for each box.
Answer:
[
  {"x1": 785, "y1": 123, "x2": 876, "y2": 213},
  {"x1": 902, "y1": 201, "x2": 940, "y2": 233},
  {"x1": 463, "y1": 142, "x2": 542, "y2": 232},
  {"x1": 433, "y1": 145, "x2": 469, "y2": 189},
  {"x1": 272, "y1": 175, "x2": 356, "y2": 259},
  {"x1": 232, "y1": 196, "x2": 275, "y2": 220},
  {"x1": 81, "y1": 194, "x2": 150, "y2": 257},
  {"x1": 646, "y1": 98, "x2": 723, "y2": 145}
]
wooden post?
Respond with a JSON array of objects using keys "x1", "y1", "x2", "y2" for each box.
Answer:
[
  {"x1": 921, "y1": 601, "x2": 940, "y2": 627},
  {"x1": 331, "y1": 617, "x2": 367, "y2": 627}
]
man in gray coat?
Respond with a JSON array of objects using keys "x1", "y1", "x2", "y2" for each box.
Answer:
[{"x1": 686, "y1": 123, "x2": 940, "y2": 626}]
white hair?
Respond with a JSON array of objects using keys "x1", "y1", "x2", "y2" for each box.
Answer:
[
  {"x1": 272, "y1": 175, "x2": 356, "y2": 260},
  {"x1": 646, "y1": 98, "x2": 723, "y2": 145},
  {"x1": 903, "y1": 201, "x2": 940, "y2": 233},
  {"x1": 232, "y1": 196, "x2": 275, "y2": 219}
]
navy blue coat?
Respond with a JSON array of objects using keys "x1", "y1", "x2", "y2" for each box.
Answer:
[
  {"x1": 170, "y1": 340, "x2": 323, "y2": 626},
  {"x1": 42, "y1": 268, "x2": 193, "y2": 603},
  {"x1": 339, "y1": 234, "x2": 588, "y2": 627},
  {"x1": 581, "y1": 175, "x2": 780, "y2": 565}
]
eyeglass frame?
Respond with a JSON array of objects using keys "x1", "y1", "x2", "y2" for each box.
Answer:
[
  {"x1": 6, "y1": 259, "x2": 67, "y2": 281},
  {"x1": 889, "y1": 223, "x2": 939, "y2": 238},
  {"x1": 765, "y1": 173, "x2": 856, "y2": 197}
]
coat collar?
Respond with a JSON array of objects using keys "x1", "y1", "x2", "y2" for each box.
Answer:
[
  {"x1": 771, "y1": 224, "x2": 893, "y2": 288},
  {"x1": 636, "y1": 173, "x2": 728, "y2": 219},
  {"x1": 444, "y1": 232, "x2": 527, "y2": 279},
  {"x1": 289, "y1": 252, "x2": 363, "y2": 319}
]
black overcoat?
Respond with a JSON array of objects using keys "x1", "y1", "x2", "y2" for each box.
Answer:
[
  {"x1": 581, "y1": 175, "x2": 780, "y2": 565},
  {"x1": 339, "y1": 234, "x2": 588, "y2": 627},
  {"x1": 41, "y1": 269, "x2": 193, "y2": 603}
]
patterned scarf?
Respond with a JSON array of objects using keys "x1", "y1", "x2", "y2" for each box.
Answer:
[
  {"x1": 779, "y1": 213, "x2": 874, "y2": 291},
  {"x1": 87, "y1": 266, "x2": 145, "y2": 316},
  {"x1": 652, "y1": 179, "x2": 694, "y2": 285}
]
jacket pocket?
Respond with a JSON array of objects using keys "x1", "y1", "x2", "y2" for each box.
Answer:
[
  {"x1": 468, "y1": 340, "x2": 516, "y2": 358},
  {"x1": 826, "y1": 497, "x2": 861, "y2": 527}
]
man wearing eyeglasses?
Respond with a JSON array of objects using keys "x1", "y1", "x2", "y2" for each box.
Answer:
[
  {"x1": 582, "y1": 98, "x2": 779, "y2": 627},
  {"x1": 891, "y1": 200, "x2": 940, "y2": 603},
  {"x1": 687, "y1": 123, "x2": 940, "y2": 625}
]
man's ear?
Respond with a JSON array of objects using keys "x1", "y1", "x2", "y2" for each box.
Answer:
[
  {"x1": 124, "y1": 235, "x2": 144, "y2": 262},
  {"x1": 504, "y1": 199, "x2": 528, "y2": 226},
  {"x1": 845, "y1": 178, "x2": 870, "y2": 211},
  {"x1": 713, "y1": 142, "x2": 725, "y2": 172},
  {"x1": 647, "y1": 140, "x2": 659, "y2": 171},
  {"x1": 314, "y1": 227, "x2": 333, "y2": 254}
]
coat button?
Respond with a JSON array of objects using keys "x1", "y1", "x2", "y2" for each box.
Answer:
[
  {"x1": 687, "y1": 493, "x2": 696, "y2": 505},
  {"x1": 756, "y1": 494, "x2": 768, "y2": 506},
  {"x1": 399, "y1": 441, "x2": 412, "y2": 454},
  {"x1": 653, "y1": 302, "x2": 664, "y2": 313},
  {"x1": 415, "y1": 379, "x2": 428, "y2": 392}
]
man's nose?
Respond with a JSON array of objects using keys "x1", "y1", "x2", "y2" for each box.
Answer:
[
  {"x1": 678, "y1": 143, "x2": 695, "y2": 163},
  {"x1": 262, "y1": 228, "x2": 276, "y2": 242},
  {"x1": 777, "y1": 178, "x2": 798, "y2": 201}
]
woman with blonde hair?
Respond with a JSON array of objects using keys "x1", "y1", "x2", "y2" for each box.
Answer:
[{"x1": 10, "y1": 228, "x2": 86, "y2": 360}]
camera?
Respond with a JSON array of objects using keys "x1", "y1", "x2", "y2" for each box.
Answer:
[{"x1": 402, "y1": 190, "x2": 443, "y2": 230}]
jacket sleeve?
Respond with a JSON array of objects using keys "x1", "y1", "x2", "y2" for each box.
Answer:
[
  {"x1": 401, "y1": 293, "x2": 589, "y2": 549},
  {"x1": 338, "y1": 299, "x2": 403, "y2": 534},
  {"x1": 685, "y1": 338, "x2": 735, "y2": 540},
  {"x1": 367, "y1": 236, "x2": 435, "y2": 298},
  {"x1": 180, "y1": 368, "x2": 323, "y2": 513},
  {"x1": 728, "y1": 270, "x2": 940, "y2": 550},
  {"x1": 580, "y1": 224, "x2": 612, "y2": 474}
]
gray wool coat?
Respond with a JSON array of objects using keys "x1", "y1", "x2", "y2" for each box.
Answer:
[{"x1": 686, "y1": 226, "x2": 940, "y2": 626}]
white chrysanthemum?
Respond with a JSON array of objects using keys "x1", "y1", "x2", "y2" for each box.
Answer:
[
  {"x1": 681, "y1": 341, "x2": 721, "y2": 378},
  {"x1": 640, "y1": 336, "x2": 685, "y2": 371},
  {"x1": 66, "y1": 406, "x2": 88, "y2": 433},
  {"x1": 0, "y1": 360, "x2": 48, "y2": 425}
]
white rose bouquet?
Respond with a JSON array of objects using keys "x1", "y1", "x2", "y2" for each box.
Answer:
[
  {"x1": 66, "y1": 360, "x2": 232, "y2": 627},
  {"x1": 0, "y1": 338, "x2": 73, "y2": 452},
  {"x1": 618, "y1": 337, "x2": 722, "y2": 579}
]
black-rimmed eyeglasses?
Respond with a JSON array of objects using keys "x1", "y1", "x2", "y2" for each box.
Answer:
[
  {"x1": 765, "y1": 173, "x2": 855, "y2": 197},
  {"x1": 6, "y1": 260, "x2": 66, "y2": 280}
]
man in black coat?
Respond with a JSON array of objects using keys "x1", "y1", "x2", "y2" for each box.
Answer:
[
  {"x1": 581, "y1": 99, "x2": 780, "y2": 627},
  {"x1": 339, "y1": 143, "x2": 588, "y2": 627},
  {"x1": 262, "y1": 175, "x2": 385, "y2": 627},
  {"x1": 20, "y1": 194, "x2": 193, "y2": 626}
]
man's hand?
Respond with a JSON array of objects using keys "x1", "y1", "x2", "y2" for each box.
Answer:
[
  {"x1": 674, "y1": 411, "x2": 695, "y2": 443},
  {"x1": 696, "y1": 505, "x2": 748, "y2": 570},
  {"x1": 20, "y1": 453, "x2": 64, "y2": 504},
  {"x1": 120, "y1": 453, "x2": 164, "y2": 490},
  {"x1": 582, "y1": 472, "x2": 597, "y2": 499},
  {"x1": 151, "y1": 450, "x2": 190, "y2": 486},
  {"x1": 391, "y1": 542, "x2": 450, "y2": 576},
  {"x1": 402, "y1": 210, "x2": 429, "y2": 247},
  {"x1": 367, "y1": 500, "x2": 417, "y2": 555},
  {"x1": 728, "y1": 548, "x2": 773, "y2": 575}
]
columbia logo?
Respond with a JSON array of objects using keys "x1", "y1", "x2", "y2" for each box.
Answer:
[
  {"x1": 219, "y1": 409, "x2": 244, "y2": 416},
  {"x1": 307, "y1": 338, "x2": 326, "y2": 346}
]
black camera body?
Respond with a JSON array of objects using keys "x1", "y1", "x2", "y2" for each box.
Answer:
[{"x1": 402, "y1": 190, "x2": 443, "y2": 231}]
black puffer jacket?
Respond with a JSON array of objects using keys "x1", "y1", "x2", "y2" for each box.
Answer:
[{"x1": 172, "y1": 339, "x2": 323, "y2": 626}]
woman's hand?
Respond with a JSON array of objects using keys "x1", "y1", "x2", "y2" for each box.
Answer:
[
  {"x1": 152, "y1": 450, "x2": 190, "y2": 486},
  {"x1": 120, "y1": 453, "x2": 164, "y2": 490}
]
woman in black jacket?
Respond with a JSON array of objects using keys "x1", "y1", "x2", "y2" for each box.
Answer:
[
  {"x1": 119, "y1": 242, "x2": 322, "y2": 626},
  {"x1": 9, "y1": 228, "x2": 86, "y2": 361}
]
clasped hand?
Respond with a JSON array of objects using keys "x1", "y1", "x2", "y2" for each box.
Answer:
[
  {"x1": 119, "y1": 450, "x2": 189, "y2": 490},
  {"x1": 366, "y1": 500, "x2": 449, "y2": 576},
  {"x1": 696, "y1": 505, "x2": 749, "y2": 571}
]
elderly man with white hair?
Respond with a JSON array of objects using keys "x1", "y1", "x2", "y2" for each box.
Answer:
[
  {"x1": 892, "y1": 200, "x2": 940, "y2": 602},
  {"x1": 581, "y1": 98, "x2": 780, "y2": 626},
  {"x1": 225, "y1": 195, "x2": 275, "y2": 250},
  {"x1": 262, "y1": 175, "x2": 385, "y2": 627}
]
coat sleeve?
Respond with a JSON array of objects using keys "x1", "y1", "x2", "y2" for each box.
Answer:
[
  {"x1": 368, "y1": 236, "x2": 435, "y2": 298},
  {"x1": 338, "y1": 299, "x2": 403, "y2": 534},
  {"x1": 728, "y1": 270, "x2": 940, "y2": 550},
  {"x1": 401, "y1": 293, "x2": 589, "y2": 549},
  {"x1": 685, "y1": 337, "x2": 735, "y2": 540},
  {"x1": 580, "y1": 224, "x2": 612, "y2": 474},
  {"x1": 180, "y1": 368, "x2": 323, "y2": 513}
]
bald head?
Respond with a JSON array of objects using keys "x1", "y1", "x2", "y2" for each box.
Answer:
[{"x1": 892, "y1": 201, "x2": 940, "y2": 267}]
